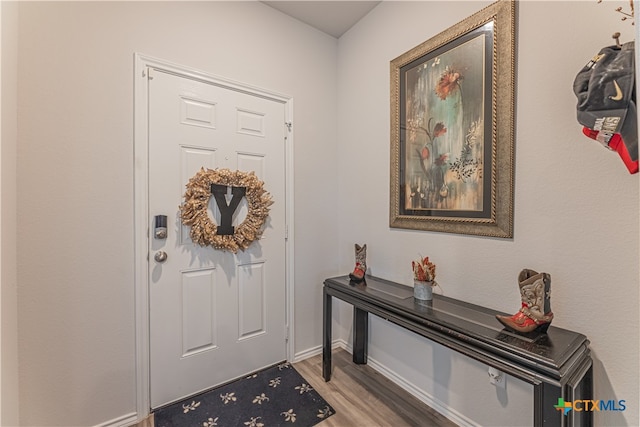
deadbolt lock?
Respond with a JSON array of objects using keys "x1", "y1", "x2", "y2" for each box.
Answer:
[{"x1": 154, "y1": 215, "x2": 168, "y2": 240}]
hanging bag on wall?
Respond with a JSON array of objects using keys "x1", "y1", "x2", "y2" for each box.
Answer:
[{"x1": 573, "y1": 40, "x2": 638, "y2": 174}]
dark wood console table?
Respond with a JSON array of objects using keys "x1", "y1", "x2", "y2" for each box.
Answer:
[{"x1": 323, "y1": 275, "x2": 592, "y2": 427}]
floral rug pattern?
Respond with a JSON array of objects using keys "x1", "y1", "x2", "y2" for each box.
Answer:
[{"x1": 154, "y1": 363, "x2": 334, "y2": 427}]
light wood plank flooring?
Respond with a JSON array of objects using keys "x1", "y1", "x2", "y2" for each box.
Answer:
[
  {"x1": 294, "y1": 348, "x2": 457, "y2": 427},
  {"x1": 135, "y1": 348, "x2": 457, "y2": 427}
]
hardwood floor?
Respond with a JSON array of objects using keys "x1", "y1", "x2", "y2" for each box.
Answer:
[
  {"x1": 294, "y1": 348, "x2": 457, "y2": 427},
  {"x1": 135, "y1": 348, "x2": 457, "y2": 427}
]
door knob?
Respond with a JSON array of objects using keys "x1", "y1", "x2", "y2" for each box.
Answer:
[{"x1": 154, "y1": 251, "x2": 168, "y2": 263}]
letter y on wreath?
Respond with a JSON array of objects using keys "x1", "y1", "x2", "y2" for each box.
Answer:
[{"x1": 210, "y1": 184, "x2": 246, "y2": 235}]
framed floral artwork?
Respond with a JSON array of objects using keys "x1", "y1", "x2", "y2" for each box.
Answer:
[{"x1": 389, "y1": 0, "x2": 515, "y2": 238}]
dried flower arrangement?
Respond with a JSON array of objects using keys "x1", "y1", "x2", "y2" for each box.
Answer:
[{"x1": 412, "y1": 256, "x2": 436, "y2": 282}]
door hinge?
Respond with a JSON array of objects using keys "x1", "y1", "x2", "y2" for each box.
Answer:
[
  {"x1": 285, "y1": 326, "x2": 290, "y2": 342},
  {"x1": 143, "y1": 67, "x2": 154, "y2": 80}
]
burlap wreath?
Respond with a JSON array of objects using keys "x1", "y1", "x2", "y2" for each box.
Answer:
[{"x1": 180, "y1": 168, "x2": 273, "y2": 253}]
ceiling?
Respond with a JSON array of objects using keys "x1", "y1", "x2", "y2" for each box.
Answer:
[{"x1": 262, "y1": 1, "x2": 381, "y2": 38}]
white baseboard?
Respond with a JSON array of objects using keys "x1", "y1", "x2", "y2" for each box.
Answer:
[
  {"x1": 294, "y1": 341, "x2": 475, "y2": 427},
  {"x1": 292, "y1": 338, "x2": 348, "y2": 362},
  {"x1": 365, "y1": 357, "x2": 476, "y2": 427},
  {"x1": 94, "y1": 412, "x2": 138, "y2": 427}
]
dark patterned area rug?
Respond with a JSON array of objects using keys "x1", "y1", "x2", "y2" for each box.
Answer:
[{"x1": 154, "y1": 362, "x2": 335, "y2": 427}]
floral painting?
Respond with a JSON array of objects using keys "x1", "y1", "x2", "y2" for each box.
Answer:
[
  {"x1": 403, "y1": 31, "x2": 488, "y2": 211},
  {"x1": 390, "y1": 0, "x2": 515, "y2": 238}
]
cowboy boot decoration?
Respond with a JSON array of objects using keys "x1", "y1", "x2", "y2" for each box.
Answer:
[
  {"x1": 496, "y1": 269, "x2": 554, "y2": 334},
  {"x1": 349, "y1": 244, "x2": 367, "y2": 283}
]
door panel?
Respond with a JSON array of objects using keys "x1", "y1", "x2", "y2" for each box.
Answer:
[
  {"x1": 181, "y1": 268, "x2": 217, "y2": 357},
  {"x1": 237, "y1": 261, "x2": 266, "y2": 339},
  {"x1": 148, "y1": 68, "x2": 286, "y2": 409}
]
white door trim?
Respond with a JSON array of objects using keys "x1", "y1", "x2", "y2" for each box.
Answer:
[{"x1": 133, "y1": 53, "x2": 295, "y2": 419}]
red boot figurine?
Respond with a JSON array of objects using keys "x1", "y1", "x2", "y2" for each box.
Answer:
[
  {"x1": 349, "y1": 244, "x2": 367, "y2": 283},
  {"x1": 496, "y1": 269, "x2": 554, "y2": 334}
]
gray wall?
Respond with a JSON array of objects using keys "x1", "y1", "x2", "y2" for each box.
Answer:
[
  {"x1": 3, "y1": 1, "x2": 639, "y2": 426},
  {"x1": 1, "y1": 2, "x2": 19, "y2": 426},
  {"x1": 336, "y1": 1, "x2": 638, "y2": 426},
  {"x1": 13, "y1": 2, "x2": 339, "y2": 425}
]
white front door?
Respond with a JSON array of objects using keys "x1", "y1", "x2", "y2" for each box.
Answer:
[{"x1": 147, "y1": 67, "x2": 287, "y2": 409}]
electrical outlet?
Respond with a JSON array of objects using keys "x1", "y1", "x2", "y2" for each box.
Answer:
[{"x1": 488, "y1": 367, "x2": 506, "y2": 389}]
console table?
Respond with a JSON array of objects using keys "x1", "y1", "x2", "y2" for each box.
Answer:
[{"x1": 323, "y1": 275, "x2": 592, "y2": 427}]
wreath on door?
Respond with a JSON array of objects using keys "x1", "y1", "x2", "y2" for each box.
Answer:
[{"x1": 180, "y1": 168, "x2": 273, "y2": 253}]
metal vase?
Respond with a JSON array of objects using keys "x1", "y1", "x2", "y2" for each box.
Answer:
[{"x1": 414, "y1": 280, "x2": 433, "y2": 301}]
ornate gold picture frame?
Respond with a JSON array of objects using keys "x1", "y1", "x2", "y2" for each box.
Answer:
[{"x1": 389, "y1": 0, "x2": 515, "y2": 238}]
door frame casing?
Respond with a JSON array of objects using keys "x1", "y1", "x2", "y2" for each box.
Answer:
[{"x1": 133, "y1": 53, "x2": 295, "y2": 419}]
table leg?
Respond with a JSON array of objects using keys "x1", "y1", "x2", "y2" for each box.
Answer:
[
  {"x1": 322, "y1": 287, "x2": 332, "y2": 381},
  {"x1": 534, "y1": 381, "x2": 561, "y2": 426},
  {"x1": 567, "y1": 361, "x2": 593, "y2": 427},
  {"x1": 582, "y1": 366, "x2": 593, "y2": 427},
  {"x1": 353, "y1": 307, "x2": 368, "y2": 364}
]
